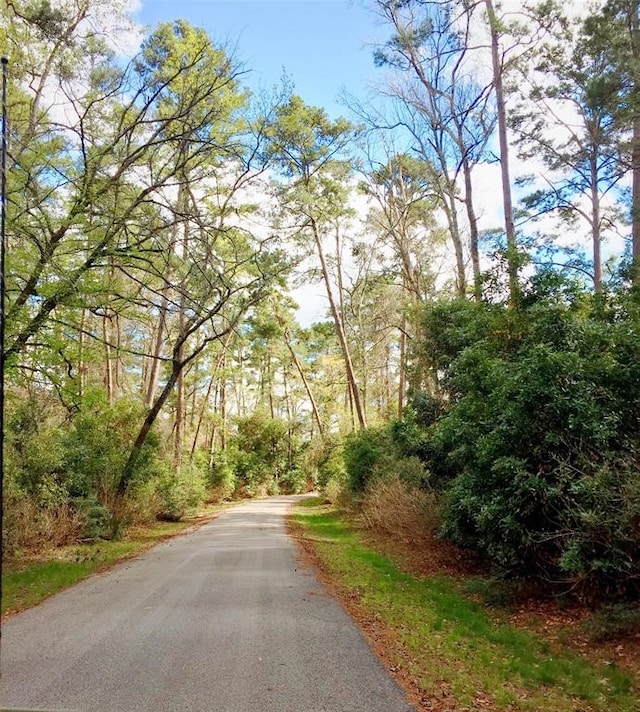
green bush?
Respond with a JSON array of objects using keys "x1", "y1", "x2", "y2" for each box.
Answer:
[
  {"x1": 343, "y1": 427, "x2": 389, "y2": 493},
  {"x1": 5, "y1": 395, "x2": 66, "y2": 505},
  {"x1": 279, "y1": 467, "x2": 307, "y2": 494},
  {"x1": 155, "y1": 463, "x2": 206, "y2": 521},
  {"x1": 421, "y1": 284, "x2": 640, "y2": 598},
  {"x1": 206, "y1": 451, "x2": 238, "y2": 501},
  {"x1": 63, "y1": 390, "x2": 161, "y2": 499},
  {"x1": 73, "y1": 498, "x2": 111, "y2": 541},
  {"x1": 312, "y1": 438, "x2": 346, "y2": 490},
  {"x1": 228, "y1": 411, "x2": 306, "y2": 496}
]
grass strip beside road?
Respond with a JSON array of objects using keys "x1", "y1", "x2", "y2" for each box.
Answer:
[
  {"x1": 2, "y1": 505, "x2": 231, "y2": 616},
  {"x1": 291, "y1": 501, "x2": 636, "y2": 712}
]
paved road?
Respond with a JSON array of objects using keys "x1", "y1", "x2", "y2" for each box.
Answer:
[{"x1": 0, "y1": 496, "x2": 414, "y2": 712}]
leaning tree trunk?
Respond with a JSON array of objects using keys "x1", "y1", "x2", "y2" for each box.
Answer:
[{"x1": 311, "y1": 218, "x2": 367, "y2": 429}]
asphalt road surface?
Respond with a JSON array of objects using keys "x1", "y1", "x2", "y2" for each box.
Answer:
[{"x1": 0, "y1": 496, "x2": 415, "y2": 712}]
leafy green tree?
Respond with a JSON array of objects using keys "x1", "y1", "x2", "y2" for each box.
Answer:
[
  {"x1": 371, "y1": 0, "x2": 496, "y2": 298},
  {"x1": 581, "y1": 0, "x2": 640, "y2": 281},
  {"x1": 268, "y1": 95, "x2": 368, "y2": 428},
  {"x1": 512, "y1": 5, "x2": 627, "y2": 292}
]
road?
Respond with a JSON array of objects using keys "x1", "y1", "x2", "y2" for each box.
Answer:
[{"x1": 0, "y1": 496, "x2": 414, "y2": 712}]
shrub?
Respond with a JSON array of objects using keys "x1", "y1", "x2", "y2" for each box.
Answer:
[
  {"x1": 3, "y1": 497, "x2": 84, "y2": 554},
  {"x1": 343, "y1": 427, "x2": 389, "y2": 493},
  {"x1": 314, "y1": 439, "x2": 345, "y2": 489},
  {"x1": 63, "y1": 391, "x2": 161, "y2": 500},
  {"x1": 206, "y1": 451, "x2": 238, "y2": 502},
  {"x1": 423, "y1": 286, "x2": 640, "y2": 598},
  {"x1": 582, "y1": 603, "x2": 640, "y2": 642},
  {"x1": 360, "y1": 475, "x2": 438, "y2": 541},
  {"x1": 228, "y1": 411, "x2": 306, "y2": 496},
  {"x1": 279, "y1": 467, "x2": 307, "y2": 494},
  {"x1": 155, "y1": 463, "x2": 206, "y2": 521},
  {"x1": 73, "y1": 498, "x2": 111, "y2": 541}
]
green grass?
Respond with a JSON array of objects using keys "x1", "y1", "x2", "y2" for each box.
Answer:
[
  {"x1": 2, "y1": 506, "x2": 228, "y2": 616},
  {"x1": 292, "y1": 505, "x2": 637, "y2": 712},
  {"x1": 297, "y1": 495, "x2": 327, "y2": 508}
]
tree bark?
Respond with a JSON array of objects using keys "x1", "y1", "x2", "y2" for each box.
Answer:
[
  {"x1": 590, "y1": 153, "x2": 602, "y2": 292},
  {"x1": 486, "y1": 0, "x2": 519, "y2": 303},
  {"x1": 311, "y1": 217, "x2": 367, "y2": 429},
  {"x1": 631, "y1": 1, "x2": 640, "y2": 282},
  {"x1": 282, "y1": 328, "x2": 325, "y2": 437},
  {"x1": 462, "y1": 154, "x2": 482, "y2": 300}
]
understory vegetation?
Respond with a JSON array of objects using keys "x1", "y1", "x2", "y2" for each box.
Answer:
[
  {"x1": 322, "y1": 280, "x2": 640, "y2": 603},
  {"x1": 292, "y1": 502, "x2": 638, "y2": 712}
]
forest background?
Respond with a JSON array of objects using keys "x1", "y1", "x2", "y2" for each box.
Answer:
[{"x1": 2, "y1": 0, "x2": 640, "y2": 602}]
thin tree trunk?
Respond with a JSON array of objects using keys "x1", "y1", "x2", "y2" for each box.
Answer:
[
  {"x1": 282, "y1": 328, "x2": 324, "y2": 437},
  {"x1": 590, "y1": 154, "x2": 602, "y2": 293},
  {"x1": 311, "y1": 218, "x2": 367, "y2": 429},
  {"x1": 191, "y1": 373, "x2": 215, "y2": 461},
  {"x1": 486, "y1": 0, "x2": 518, "y2": 303},
  {"x1": 119, "y1": 357, "x2": 182, "y2": 496},
  {"x1": 103, "y1": 314, "x2": 114, "y2": 406},
  {"x1": 398, "y1": 311, "x2": 407, "y2": 419},
  {"x1": 442, "y1": 190, "x2": 466, "y2": 298},
  {"x1": 631, "y1": 1, "x2": 640, "y2": 283},
  {"x1": 219, "y1": 366, "x2": 227, "y2": 450},
  {"x1": 78, "y1": 308, "x2": 86, "y2": 400},
  {"x1": 267, "y1": 351, "x2": 275, "y2": 419},
  {"x1": 462, "y1": 154, "x2": 482, "y2": 300},
  {"x1": 632, "y1": 116, "x2": 640, "y2": 281},
  {"x1": 174, "y1": 187, "x2": 189, "y2": 469}
]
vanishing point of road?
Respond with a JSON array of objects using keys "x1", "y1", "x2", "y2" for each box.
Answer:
[{"x1": 0, "y1": 496, "x2": 415, "y2": 712}]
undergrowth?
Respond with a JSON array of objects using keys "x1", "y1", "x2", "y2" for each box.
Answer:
[{"x1": 292, "y1": 503, "x2": 637, "y2": 712}]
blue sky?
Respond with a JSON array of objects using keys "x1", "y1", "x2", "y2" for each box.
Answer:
[{"x1": 134, "y1": 0, "x2": 384, "y2": 118}]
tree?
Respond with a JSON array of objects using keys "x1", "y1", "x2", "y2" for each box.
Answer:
[
  {"x1": 371, "y1": 0, "x2": 496, "y2": 299},
  {"x1": 511, "y1": 5, "x2": 625, "y2": 292},
  {"x1": 582, "y1": 0, "x2": 640, "y2": 283},
  {"x1": 268, "y1": 95, "x2": 368, "y2": 429}
]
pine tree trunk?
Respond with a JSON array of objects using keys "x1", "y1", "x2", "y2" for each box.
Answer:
[
  {"x1": 311, "y1": 218, "x2": 367, "y2": 429},
  {"x1": 486, "y1": 0, "x2": 519, "y2": 302},
  {"x1": 590, "y1": 154, "x2": 602, "y2": 292},
  {"x1": 283, "y1": 328, "x2": 324, "y2": 436},
  {"x1": 632, "y1": 1, "x2": 640, "y2": 282}
]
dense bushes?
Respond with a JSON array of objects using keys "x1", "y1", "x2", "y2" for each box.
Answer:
[
  {"x1": 416, "y1": 281, "x2": 640, "y2": 599},
  {"x1": 225, "y1": 411, "x2": 309, "y2": 495},
  {"x1": 342, "y1": 418, "x2": 431, "y2": 494},
  {"x1": 3, "y1": 394, "x2": 312, "y2": 556},
  {"x1": 337, "y1": 278, "x2": 640, "y2": 600}
]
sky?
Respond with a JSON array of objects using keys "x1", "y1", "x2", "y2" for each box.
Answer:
[
  {"x1": 127, "y1": 0, "x2": 626, "y2": 322},
  {"x1": 133, "y1": 0, "x2": 384, "y2": 120},
  {"x1": 131, "y1": 0, "x2": 390, "y2": 324}
]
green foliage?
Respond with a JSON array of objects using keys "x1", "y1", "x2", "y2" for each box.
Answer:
[
  {"x1": 312, "y1": 438, "x2": 347, "y2": 490},
  {"x1": 155, "y1": 463, "x2": 206, "y2": 521},
  {"x1": 227, "y1": 411, "x2": 306, "y2": 495},
  {"x1": 206, "y1": 451, "x2": 238, "y2": 501},
  {"x1": 63, "y1": 390, "x2": 161, "y2": 499},
  {"x1": 293, "y1": 504, "x2": 636, "y2": 711},
  {"x1": 582, "y1": 603, "x2": 640, "y2": 642},
  {"x1": 343, "y1": 427, "x2": 390, "y2": 492},
  {"x1": 417, "y1": 283, "x2": 640, "y2": 598},
  {"x1": 343, "y1": 419, "x2": 431, "y2": 494},
  {"x1": 73, "y1": 498, "x2": 111, "y2": 541},
  {"x1": 5, "y1": 395, "x2": 66, "y2": 506}
]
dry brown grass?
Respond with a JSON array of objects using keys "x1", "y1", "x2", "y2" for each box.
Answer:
[
  {"x1": 4, "y1": 498, "x2": 84, "y2": 555},
  {"x1": 359, "y1": 475, "x2": 439, "y2": 542}
]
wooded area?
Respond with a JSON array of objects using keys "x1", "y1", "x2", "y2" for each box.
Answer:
[{"x1": 2, "y1": 0, "x2": 639, "y2": 602}]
